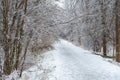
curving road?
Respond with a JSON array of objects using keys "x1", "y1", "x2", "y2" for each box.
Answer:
[{"x1": 51, "y1": 40, "x2": 120, "y2": 80}]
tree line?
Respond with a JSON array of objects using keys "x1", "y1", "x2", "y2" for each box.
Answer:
[{"x1": 0, "y1": 0, "x2": 120, "y2": 78}]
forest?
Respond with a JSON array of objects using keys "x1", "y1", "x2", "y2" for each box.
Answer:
[{"x1": 0, "y1": 0, "x2": 120, "y2": 80}]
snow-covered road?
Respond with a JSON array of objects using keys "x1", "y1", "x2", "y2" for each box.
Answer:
[
  {"x1": 18, "y1": 39, "x2": 120, "y2": 80},
  {"x1": 51, "y1": 40, "x2": 120, "y2": 80}
]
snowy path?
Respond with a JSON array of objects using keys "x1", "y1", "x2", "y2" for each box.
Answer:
[
  {"x1": 51, "y1": 40, "x2": 120, "y2": 80},
  {"x1": 19, "y1": 40, "x2": 120, "y2": 80}
]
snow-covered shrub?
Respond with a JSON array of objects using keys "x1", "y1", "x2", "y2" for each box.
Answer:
[
  {"x1": 4, "y1": 70, "x2": 20, "y2": 80},
  {"x1": 30, "y1": 28, "x2": 57, "y2": 53}
]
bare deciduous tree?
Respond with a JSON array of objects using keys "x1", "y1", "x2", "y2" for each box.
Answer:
[{"x1": 1, "y1": 0, "x2": 29, "y2": 76}]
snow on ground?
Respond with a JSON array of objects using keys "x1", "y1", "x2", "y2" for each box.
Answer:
[{"x1": 15, "y1": 39, "x2": 120, "y2": 80}]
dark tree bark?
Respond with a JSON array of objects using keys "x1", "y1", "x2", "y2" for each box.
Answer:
[
  {"x1": 115, "y1": 0, "x2": 120, "y2": 62},
  {"x1": 2, "y1": 0, "x2": 12, "y2": 75}
]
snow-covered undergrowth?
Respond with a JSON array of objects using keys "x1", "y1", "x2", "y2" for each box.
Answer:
[{"x1": 6, "y1": 39, "x2": 120, "y2": 80}]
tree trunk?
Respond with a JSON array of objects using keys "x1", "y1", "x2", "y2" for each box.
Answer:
[
  {"x1": 115, "y1": 0, "x2": 120, "y2": 62},
  {"x1": 100, "y1": 0, "x2": 107, "y2": 56},
  {"x1": 2, "y1": 0, "x2": 12, "y2": 75},
  {"x1": 102, "y1": 32, "x2": 107, "y2": 56}
]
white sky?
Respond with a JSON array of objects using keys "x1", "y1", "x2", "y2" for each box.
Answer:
[{"x1": 54, "y1": 0, "x2": 65, "y2": 9}]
